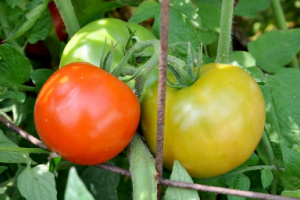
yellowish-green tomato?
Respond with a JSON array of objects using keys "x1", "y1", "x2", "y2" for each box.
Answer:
[{"x1": 141, "y1": 63, "x2": 266, "y2": 178}]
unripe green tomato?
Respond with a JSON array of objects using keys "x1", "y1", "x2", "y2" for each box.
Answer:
[
  {"x1": 141, "y1": 63, "x2": 266, "y2": 178},
  {"x1": 60, "y1": 18, "x2": 156, "y2": 68}
]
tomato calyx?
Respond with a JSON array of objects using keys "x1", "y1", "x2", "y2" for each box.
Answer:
[{"x1": 166, "y1": 43, "x2": 203, "y2": 89}]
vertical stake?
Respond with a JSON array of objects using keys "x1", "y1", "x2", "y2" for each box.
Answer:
[{"x1": 156, "y1": 0, "x2": 170, "y2": 199}]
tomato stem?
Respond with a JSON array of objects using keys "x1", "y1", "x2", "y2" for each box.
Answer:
[
  {"x1": 53, "y1": 0, "x2": 80, "y2": 38},
  {"x1": 216, "y1": 0, "x2": 234, "y2": 64}
]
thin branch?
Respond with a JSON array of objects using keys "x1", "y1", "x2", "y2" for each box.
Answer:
[
  {"x1": 0, "y1": 115, "x2": 47, "y2": 150},
  {"x1": 156, "y1": 0, "x2": 170, "y2": 198}
]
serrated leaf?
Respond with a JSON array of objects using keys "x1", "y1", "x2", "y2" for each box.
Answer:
[
  {"x1": 0, "y1": 44, "x2": 32, "y2": 86},
  {"x1": 248, "y1": 29, "x2": 300, "y2": 73},
  {"x1": 281, "y1": 190, "x2": 300, "y2": 198},
  {"x1": 0, "y1": 130, "x2": 30, "y2": 164},
  {"x1": 27, "y1": 9, "x2": 51, "y2": 43},
  {"x1": 261, "y1": 68, "x2": 300, "y2": 162},
  {"x1": 261, "y1": 169, "x2": 273, "y2": 189},
  {"x1": 81, "y1": 166, "x2": 120, "y2": 200},
  {"x1": 18, "y1": 165, "x2": 57, "y2": 200},
  {"x1": 230, "y1": 51, "x2": 256, "y2": 68},
  {"x1": 5, "y1": 0, "x2": 49, "y2": 42},
  {"x1": 65, "y1": 167, "x2": 94, "y2": 200},
  {"x1": 280, "y1": 145, "x2": 300, "y2": 190},
  {"x1": 164, "y1": 160, "x2": 200, "y2": 200},
  {"x1": 30, "y1": 68, "x2": 54, "y2": 91},
  {"x1": 234, "y1": 0, "x2": 271, "y2": 18},
  {"x1": 129, "y1": 134, "x2": 157, "y2": 200}
]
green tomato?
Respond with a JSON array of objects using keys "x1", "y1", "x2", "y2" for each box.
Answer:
[
  {"x1": 141, "y1": 63, "x2": 266, "y2": 178},
  {"x1": 60, "y1": 18, "x2": 156, "y2": 68}
]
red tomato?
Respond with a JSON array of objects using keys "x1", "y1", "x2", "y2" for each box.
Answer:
[
  {"x1": 48, "y1": 1, "x2": 68, "y2": 41},
  {"x1": 34, "y1": 62, "x2": 140, "y2": 165}
]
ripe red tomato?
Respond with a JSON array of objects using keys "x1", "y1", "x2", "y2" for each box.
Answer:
[{"x1": 34, "y1": 62, "x2": 140, "y2": 165}]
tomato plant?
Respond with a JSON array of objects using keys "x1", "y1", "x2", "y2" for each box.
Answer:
[
  {"x1": 59, "y1": 18, "x2": 156, "y2": 69},
  {"x1": 34, "y1": 62, "x2": 140, "y2": 165},
  {"x1": 141, "y1": 63, "x2": 266, "y2": 178}
]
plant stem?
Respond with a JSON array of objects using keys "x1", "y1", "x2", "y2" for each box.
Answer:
[
  {"x1": 216, "y1": 0, "x2": 234, "y2": 64},
  {"x1": 53, "y1": 0, "x2": 80, "y2": 38},
  {"x1": 0, "y1": 84, "x2": 36, "y2": 92},
  {"x1": 271, "y1": 0, "x2": 299, "y2": 69},
  {"x1": 0, "y1": 147, "x2": 49, "y2": 154},
  {"x1": 260, "y1": 132, "x2": 280, "y2": 194}
]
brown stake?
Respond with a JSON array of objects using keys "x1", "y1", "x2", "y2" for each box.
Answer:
[{"x1": 156, "y1": 0, "x2": 170, "y2": 199}]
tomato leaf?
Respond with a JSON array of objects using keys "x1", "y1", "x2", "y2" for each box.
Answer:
[
  {"x1": 17, "y1": 165, "x2": 57, "y2": 200},
  {"x1": 129, "y1": 0, "x2": 208, "y2": 55},
  {"x1": 129, "y1": 134, "x2": 157, "y2": 200},
  {"x1": 234, "y1": 0, "x2": 271, "y2": 18},
  {"x1": 65, "y1": 167, "x2": 94, "y2": 200},
  {"x1": 0, "y1": 44, "x2": 32, "y2": 87},
  {"x1": 194, "y1": 1, "x2": 221, "y2": 32},
  {"x1": 5, "y1": 0, "x2": 50, "y2": 42},
  {"x1": 27, "y1": 9, "x2": 51, "y2": 44},
  {"x1": 261, "y1": 169, "x2": 273, "y2": 189},
  {"x1": 280, "y1": 145, "x2": 300, "y2": 190},
  {"x1": 81, "y1": 166, "x2": 120, "y2": 200},
  {"x1": 30, "y1": 68, "x2": 54, "y2": 92},
  {"x1": 164, "y1": 160, "x2": 200, "y2": 200},
  {"x1": 0, "y1": 130, "x2": 33, "y2": 164},
  {"x1": 248, "y1": 29, "x2": 300, "y2": 73},
  {"x1": 261, "y1": 68, "x2": 300, "y2": 156},
  {"x1": 281, "y1": 190, "x2": 300, "y2": 198},
  {"x1": 226, "y1": 174, "x2": 250, "y2": 200}
]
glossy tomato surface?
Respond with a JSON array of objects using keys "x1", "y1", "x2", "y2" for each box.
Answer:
[
  {"x1": 141, "y1": 63, "x2": 266, "y2": 178},
  {"x1": 60, "y1": 18, "x2": 156, "y2": 68},
  {"x1": 34, "y1": 62, "x2": 140, "y2": 165}
]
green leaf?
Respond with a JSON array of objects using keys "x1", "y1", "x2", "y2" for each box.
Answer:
[
  {"x1": 0, "y1": 166, "x2": 8, "y2": 174},
  {"x1": 230, "y1": 51, "x2": 266, "y2": 84},
  {"x1": 0, "y1": 90, "x2": 26, "y2": 103},
  {"x1": 129, "y1": 134, "x2": 157, "y2": 200},
  {"x1": 0, "y1": 130, "x2": 30, "y2": 164},
  {"x1": 234, "y1": 0, "x2": 271, "y2": 18},
  {"x1": 18, "y1": 165, "x2": 57, "y2": 200},
  {"x1": 0, "y1": 44, "x2": 32, "y2": 87},
  {"x1": 248, "y1": 29, "x2": 300, "y2": 73},
  {"x1": 261, "y1": 68, "x2": 300, "y2": 158},
  {"x1": 30, "y1": 68, "x2": 54, "y2": 91},
  {"x1": 5, "y1": 0, "x2": 50, "y2": 42},
  {"x1": 280, "y1": 145, "x2": 300, "y2": 190},
  {"x1": 194, "y1": 1, "x2": 221, "y2": 32},
  {"x1": 72, "y1": 0, "x2": 122, "y2": 27},
  {"x1": 81, "y1": 166, "x2": 120, "y2": 200},
  {"x1": 261, "y1": 169, "x2": 273, "y2": 189},
  {"x1": 164, "y1": 160, "x2": 200, "y2": 200},
  {"x1": 27, "y1": 9, "x2": 51, "y2": 43},
  {"x1": 65, "y1": 167, "x2": 94, "y2": 200},
  {"x1": 281, "y1": 190, "x2": 300, "y2": 198},
  {"x1": 130, "y1": 0, "x2": 204, "y2": 55},
  {"x1": 226, "y1": 174, "x2": 250, "y2": 200}
]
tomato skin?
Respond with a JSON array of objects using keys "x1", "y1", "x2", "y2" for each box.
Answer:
[
  {"x1": 59, "y1": 18, "x2": 156, "y2": 68},
  {"x1": 34, "y1": 62, "x2": 140, "y2": 165},
  {"x1": 141, "y1": 63, "x2": 266, "y2": 178}
]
